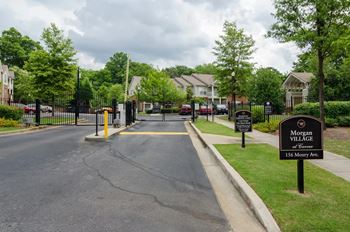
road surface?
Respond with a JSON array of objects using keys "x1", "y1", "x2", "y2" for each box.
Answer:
[{"x1": 0, "y1": 122, "x2": 229, "y2": 231}]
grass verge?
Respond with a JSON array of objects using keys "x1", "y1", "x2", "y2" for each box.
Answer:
[
  {"x1": 215, "y1": 143, "x2": 350, "y2": 232},
  {"x1": 0, "y1": 127, "x2": 21, "y2": 133},
  {"x1": 194, "y1": 118, "x2": 241, "y2": 137},
  {"x1": 325, "y1": 139, "x2": 350, "y2": 159}
]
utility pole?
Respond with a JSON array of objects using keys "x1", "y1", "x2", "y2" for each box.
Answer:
[{"x1": 124, "y1": 54, "x2": 130, "y2": 103}]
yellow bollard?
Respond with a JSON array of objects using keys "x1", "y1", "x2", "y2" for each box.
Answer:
[{"x1": 104, "y1": 110, "x2": 108, "y2": 140}]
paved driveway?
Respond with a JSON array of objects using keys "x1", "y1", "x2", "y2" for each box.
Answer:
[{"x1": 0, "y1": 122, "x2": 229, "y2": 232}]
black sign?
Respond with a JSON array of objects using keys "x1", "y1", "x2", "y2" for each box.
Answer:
[
  {"x1": 235, "y1": 110, "x2": 252, "y2": 132},
  {"x1": 279, "y1": 116, "x2": 323, "y2": 160},
  {"x1": 264, "y1": 102, "x2": 273, "y2": 115}
]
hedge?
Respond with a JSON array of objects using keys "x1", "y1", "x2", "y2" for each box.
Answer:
[
  {"x1": 0, "y1": 105, "x2": 24, "y2": 120},
  {"x1": 293, "y1": 101, "x2": 350, "y2": 118},
  {"x1": 253, "y1": 120, "x2": 280, "y2": 133},
  {"x1": 161, "y1": 108, "x2": 180, "y2": 113},
  {"x1": 294, "y1": 101, "x2": 350, "y2": 127}
]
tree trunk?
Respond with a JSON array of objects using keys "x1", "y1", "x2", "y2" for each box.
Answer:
[{"x1": 317, "y1": 50, "x2": 326, "y2": 130}]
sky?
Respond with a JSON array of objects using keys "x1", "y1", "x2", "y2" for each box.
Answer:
[{"x1": 0, "y1": 0, "x2": 300, "y2": 73}]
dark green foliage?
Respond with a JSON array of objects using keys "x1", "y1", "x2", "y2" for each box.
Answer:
[
  {"x1": 160, "y1": 108, "x2": 180, "y2": 113},
  {"x1": 251, "y1": 105, "x2": 264, "y2": 123},
  {"x1": 163, "y1": 65, "x2": 193, "y2": 78},
  {"x1": 193, "y1": 63, "x2": 218, "y2": 75},
  {"x1": 247, "y1": 67, "x2": 284, "y2": 113},
  {"x1": 294, "y1": 101, "x2": 350, "y2": 126},
  {"x1": 0, "y1": 27, "x2": 42, "y2": 68},
  {"x1": 0, "y1": 105, "x2": 23, "y2": 120}
]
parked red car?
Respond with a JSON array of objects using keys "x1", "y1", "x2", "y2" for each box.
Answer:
[
  {"x1": 179, "y1": 104, "x2": 192, "y2": 115},
  {"x1": 24, "y1": 105, "x2": 36, "y2": 114},
  {"x1": 199, "y1": 105, "x2": 212, "y2": 115}
]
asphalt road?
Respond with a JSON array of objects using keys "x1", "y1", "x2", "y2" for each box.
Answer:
[{"x1": 0, "y1": 122, "x2": 229, "y2": 232}]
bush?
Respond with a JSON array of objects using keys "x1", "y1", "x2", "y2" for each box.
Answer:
[
  {"x1": 253, "y1": 120, "x2": 280, "y2": 133},
  {"x1": 293, "y1": 101, "x2": 350, "y2": 118},
  {"x1": 251, "y1": 105, "x2": 264, "y2": 123},
  {"x1": 337, "y1": 116, "x2": 350, "y2": 127},
  {"x1": 146, "y1": 109, "x2": 153, "y2": 114},
  {"x1": 325, "y1": 118, "x2": 338, "y2": 127},
  {"x1": 161, "y1": 108, "x2": 180, "y2": 113},
  {"x1": 0, "y1": 105, "x2": 24, "y2": 120},
  {"x1": 0, "y1": 118, "x2": 20, "y2": 127}
]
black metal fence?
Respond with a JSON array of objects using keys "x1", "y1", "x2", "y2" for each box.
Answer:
[
  {"x1": 9, "y1": 92, "x2": 120, "y2": 126},
  {"x1": 227, "y1": 101, "x2": 291, "y2": 123}
]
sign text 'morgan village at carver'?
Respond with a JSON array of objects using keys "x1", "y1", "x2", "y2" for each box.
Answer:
[{"x1": 280, "y1": 116, "x2": 323, "y2": 160}]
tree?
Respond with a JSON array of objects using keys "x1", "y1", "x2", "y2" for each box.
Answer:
[
  {"x1": 109, "y1": 84, "x2": 124, "y2": 103},
  {"x1": 248, "y1": 67, "x2": 285, "y2": 113},
  {"x1": 105, "y1": 52, "x2": 128, "y2": 84},
  {"x1": 0, "y1": 27, "x2": 42, "y2": 68},
  {"x1": 129, "y1": 62, "x2": 156, "y2": 78},
  {"x1": 25, "y1": 23, "x2": 77, "y2": 99},
  {"x1": 79, "y1": 77, "x2": 94, "y2": 107},
  {"x1": 139, "y1": 71, "x2": 185, "y2": 105},
  {"x1": 163, "y1": 65, "x2": 193, "y2": 78},
  {"x1": 11, "y1": 66, "x2": 36, "y2": 103},
  {"x1": 213, "y1": 21, "x2": 255, "y2": 102},
  {"x1": 268, "y1": 0, "x2": 350, "y2": 129},
  {"x1": 186, "y1": 86, "x2": 193, "y2": 102},
  {"x1": 194, "y1": 63, "x2": 218, "y2": 75}
]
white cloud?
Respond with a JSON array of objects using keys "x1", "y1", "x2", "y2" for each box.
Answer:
[{"x1": 0, "y1": 0, "x2": 299, "y2": 73}]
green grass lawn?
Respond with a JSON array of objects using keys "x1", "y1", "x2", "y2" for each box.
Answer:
[
  {"x1": 325, "y1": 139, "x2": 350, "y2": 159},
  {"x1": 0, "y1": 127, "x2": 21, "y2": 133},
  {"x1": 194, "y1": 118, "x2": 241, "y2": 137},
  {"x1": 40, "y1": 117, "x2": 74, "y2": 124},
  {"x1": 215, "y1": 144, "x2": 350, "y2": 232}
]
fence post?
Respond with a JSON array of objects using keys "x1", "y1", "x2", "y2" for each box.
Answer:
[
  {"x1": 112, "y1": 99, "x2": 117, "y2": 121},
  {"x1": 132, "y1": 100, "x2": 136, "y2": 123},
  {"x1": 125, "y1": 101, "x2": 132, "y2": 126},
  {"x1": 75, "y1": 67, "x2": 80, "y2": 125},
  {"x1": 95, "y1": 110, "x2": 99, "y2": 136},
  {"x1": 35, "y1": 99, "x2": 40, "y2": 126}
]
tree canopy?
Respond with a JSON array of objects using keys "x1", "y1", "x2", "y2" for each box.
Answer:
[
  {"x1": 25, "y1": 23, "x2": 77, "y2": 99},
  {"x1": 0, "y1": 27, "x2": 42, "y2": 68},
  {"x1": 248, "y1": 67, "x2": 285, "y2": 113},
  {"x1": 268, "y1": 0, "x2": 350, "y2": 128},
  {"x1": 139, "y1": 71, "x2": 185, "y2": 104},
  {"x1": 213, "y1": 21, "x2": 255, "y2": 99}
]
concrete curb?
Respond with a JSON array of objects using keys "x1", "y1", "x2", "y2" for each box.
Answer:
[
  {"x1": 85, "y1": 123, "x2": 137, "y2": 142},
  {"x1": 189, "y1": 121, "x2": 281, "y2": 232}
]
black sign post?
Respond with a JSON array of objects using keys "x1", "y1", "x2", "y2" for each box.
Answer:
[
  {"x1": 235, "y1": 110, "x2": 252, "y2": 148},
  {"x1": 279, "y1": 116, "x2": 323, "y2": 193},
  {"x1": 264, "y1": 101, "x2": 273, "y2": 123}
]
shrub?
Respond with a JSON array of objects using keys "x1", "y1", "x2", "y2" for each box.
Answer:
[
  {"x1": 293, "y1": 101, "x2": 350, "y2": 118},
  {"x1": 251, "y1": 105, "x2": 264, "y2": 123},
  {"x1": 161, "y1": 108, "x2": 180, "y2": 113},
  {"x1": 337, "y1": 116, "x2": 350, "y2": 127},
  {"x1": 0, "y1": 105, "x2": 24, "y2": 120},
  {"x1": 325, "y1": 118, "x2": 338, "y2": 127},
  {"x1": 146, "y1": 109, "x2": 152, "y2": 114},
  {"x1": 253, "y1": 120, "x2": 280, "y2": 133},
  {"x1": 0, "y1": 118, "x2": 20, "y2": 127}
]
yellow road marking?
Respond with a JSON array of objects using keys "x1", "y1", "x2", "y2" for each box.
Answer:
[{"x1": 119, "y1": 132, "x2": 188, "y2": 135}]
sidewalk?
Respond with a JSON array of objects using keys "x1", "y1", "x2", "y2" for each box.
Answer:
[{"x1": 213, "y1": 117, "x2": 350, "y2": 182}]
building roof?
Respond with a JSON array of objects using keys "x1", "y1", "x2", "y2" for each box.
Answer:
[
  {"x1": 288, "y1": 72, "x2": 313, "y2": 83},
  {"x1": 173, "y1": 77, "x2": 191, "y2": 87},
  {"x1": 181, "y1": 75, "x2": 206, "y2": 86},
  {"x1": 192, "y1": 73, "x2": 215, "y2": 86},
  {"x1": 283, "y1": 72, "x2": 314, "y2": 89}
]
